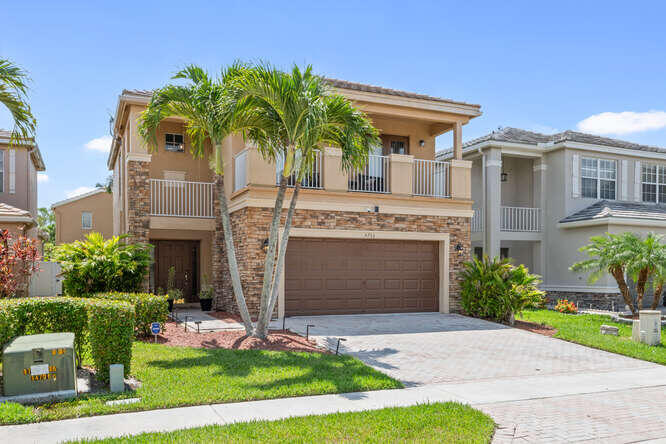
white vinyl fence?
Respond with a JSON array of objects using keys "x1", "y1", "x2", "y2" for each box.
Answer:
[{"x1": 30, "y1": 261, "x2": 62, "y2": 296}]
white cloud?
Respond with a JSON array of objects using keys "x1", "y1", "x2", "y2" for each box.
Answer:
[
  {"x1": 37, "y1": 173, "x2": 48, "y2": 183},
  {"x1": 84, "y1": 135, "x2": 112, "y2": 152},
  {"x1": 577, "y1": 110, "x2": 666, "y2": 135},
  {"x1": 66, "y1": 186, "x2": 96, "y2": 199}
]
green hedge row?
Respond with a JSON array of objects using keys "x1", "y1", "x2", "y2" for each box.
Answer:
[
  {"x1": 92, "y1": 292, "x2": 168, "y2": 337},
  {"x1": 0, "y1": 297, "x2": 135, "y2": 383}
]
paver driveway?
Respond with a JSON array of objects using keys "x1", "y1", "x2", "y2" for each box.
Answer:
[{"x1": 286, "y1": 312, "x2": 656, "y2": 387}]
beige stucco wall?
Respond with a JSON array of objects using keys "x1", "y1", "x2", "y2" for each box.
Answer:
[
  {"x1": 0, "y1": 145, "x2": 38, "y2": 218},
  {"x1": 54, "y1": 191, "x2": 114, "y2": 244}
]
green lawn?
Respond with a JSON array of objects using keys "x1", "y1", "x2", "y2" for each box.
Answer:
[
  {"x1": 518, "y1": 309, "x2": 666, "y2": 364},
  {"x1": 1, "y1": 342, "x2": 401, "y2": 425},
  {"x1": 72, "y1": 403, "x2": 495, "y2": 444}
]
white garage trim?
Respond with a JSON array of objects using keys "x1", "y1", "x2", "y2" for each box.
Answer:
[{"x1": 277, "y1": 228, "x2": 450, "y2": 318}]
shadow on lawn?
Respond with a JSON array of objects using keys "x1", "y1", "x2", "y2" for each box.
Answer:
[{"x1": 145, "y1": 347, "x2": 401, "y2": 393}]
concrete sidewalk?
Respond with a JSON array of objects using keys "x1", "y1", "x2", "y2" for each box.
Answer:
[{"x1": 6, "y1": 366, "x2": 666, "y2": 443}]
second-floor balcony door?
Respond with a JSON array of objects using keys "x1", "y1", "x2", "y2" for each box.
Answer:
[{"x1": 382, "y1": 135, "x2": 409, "y2": 155}]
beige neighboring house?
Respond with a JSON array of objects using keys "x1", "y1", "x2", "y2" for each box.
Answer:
[
  {"x1": 0, "y1": 130, "x2": 46, "y2": 242},
  {"x1": 108, "y1": 79, "x2": 481, "y2": 315},
  {"x1": 51, "y1": 188, "x2": 114, "y2": 244},
  {"x1": 440, "y1": 127, "x2": 666, "y2": 310}
]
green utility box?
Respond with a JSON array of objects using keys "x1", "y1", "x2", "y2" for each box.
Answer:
[{"x1": 2, "y1": 332, "x2": 77, "y2": 397}]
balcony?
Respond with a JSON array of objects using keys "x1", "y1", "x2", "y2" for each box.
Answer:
[
  {"x1": 471, "y1": 206, "x2": 541, "y2": 233},
  {"x1": 150, "y1": 179, "x2": 214, "y2": 218}
]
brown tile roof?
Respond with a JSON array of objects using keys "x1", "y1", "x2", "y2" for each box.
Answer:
[{"x1": 0, "y1": 203, "x2": 34, "y2": 223}]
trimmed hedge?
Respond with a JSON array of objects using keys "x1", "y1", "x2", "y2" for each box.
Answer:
[
  {"x1": 0, "y1": 297, "x2": 135, "y2": 383},
  {"x1": 92, "y1": 292, "x2": 168, "y2": 337}
]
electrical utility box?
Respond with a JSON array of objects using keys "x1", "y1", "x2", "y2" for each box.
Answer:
[{"x1": 2, "y1": 332, "x2": 77, "y2": 397}]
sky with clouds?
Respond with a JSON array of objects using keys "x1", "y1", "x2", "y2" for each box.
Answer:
[{"x1": 1, "y1": 1, "x2": 665, "y2": 208}]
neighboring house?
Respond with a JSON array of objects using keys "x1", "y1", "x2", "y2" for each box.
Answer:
[
  {"x1": 0, "y1": 130, "x2": 46, "y2": 242},
  {"x1": 51, "y1": 188, "x2": 114, "y2": 244},
  {"x1": 108, "y1": 79, "x2": 481, "y2": 315},
  {"x1": 440, "y1": 127, "x2": 666, "y2": 309}
]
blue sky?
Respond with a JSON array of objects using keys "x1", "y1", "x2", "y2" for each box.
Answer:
[{"x1": 1, "y1": 1, "x2": 665, "y2": 208}]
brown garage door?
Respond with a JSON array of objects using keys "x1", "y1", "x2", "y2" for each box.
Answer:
[{"x1": 285, "y1": 238, "x2": 439, "y2": 316}]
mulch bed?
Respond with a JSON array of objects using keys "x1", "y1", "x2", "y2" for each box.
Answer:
[
  {"x1": 513, "y1": 320, "x2": 557, "y2": 337},
  {"x1": 139, "y1": 321, "x2": 326, "y2": 353}
]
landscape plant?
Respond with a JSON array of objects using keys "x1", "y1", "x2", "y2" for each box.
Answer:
[
  {"x1": 93, "y1": 292, "x2": 168, "y2": 337},
  {"x1": 460, "y1": 255, "x2": 544, "y2": 325},
  {"x1": 0, "y1": 57, "x2": 36, "y2": 144},
  {"x1": 555, "y1": 299, "x2": 578, "y2": 314},
  {"x1": 0, "y1": 229, "x2": 41, "y2": 298},
  {"x1": 54, "y1": 233, "x2": 152, "y2": 296}
]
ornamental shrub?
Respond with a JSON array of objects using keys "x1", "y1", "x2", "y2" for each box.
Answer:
[
  {"x1": 0, "y1": 297, "x2": 135, "y2": 383},
  {"x1": 0, "y1": 229, "x2": 41, "y2": 298},
  {"x1": 555, "y1": 299, "x2": 578, "y2": 314},
  {"x1": 92, "y1": 292, "x2": 168, "y2": 337},
  {"x1": 53, "y1": 233, "x2": 153, "y2": 296},
  {"x1": 460, "y1": 256, "x2": 545, "y2": 325},
  {"x1": 86, "y1": 299, "x2": 134, "y2": 382}
]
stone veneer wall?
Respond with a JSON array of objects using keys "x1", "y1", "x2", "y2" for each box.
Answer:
[
  {"x1": 126, "y1": 160, "x2": 151, "y2": 290},
  {"x1": 213, "y1": 207, "x2": 471, "y2": 316},
  {"x1": 545, "y1": 291, "x2": 626, "y2": 312}
]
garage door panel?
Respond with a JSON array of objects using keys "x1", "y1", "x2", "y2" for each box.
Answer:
[{"x1": 285, "y1": 238, "x2": 439, "y2": 316}]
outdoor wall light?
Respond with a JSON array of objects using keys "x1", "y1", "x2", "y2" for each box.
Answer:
[
  {"x1": 455, "y1": 243, "x2": 464, "y2": 255},
  {"x1": 261, "y1": 238, "x2": 269, "y2": 253},
  {"x1": 419, "y1": 139, "x2": 425, "y2": 147},
  {"x1": 501, "y1": 172, "x2": 508, "y2": 182}
]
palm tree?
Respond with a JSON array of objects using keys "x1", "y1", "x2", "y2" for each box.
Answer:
[
  {"x1": 232, "y1": 64, "x2": 379, "y2": 338},
  {"x1": 0, "y1": 58, "x2": 36, "y2": 145},
  {"x1": 651, "y1": 260, "x2": 666, "y2": 310},
  {"x1": 626, "y1": 233, "x2": 665, "y2": 310},
  {"x1": 571, "y1": 232, "x2": 638, "y2": 315},
  {"x1": 137, "y1": 64, "x2": 255, "y2": 334}
]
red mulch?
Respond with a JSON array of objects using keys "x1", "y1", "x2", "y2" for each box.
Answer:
[
  {"x1": 513, "y1": 320, "x2": 557, "y2": 337},
  {"x1": 139, "y1": 320, "x2": 326, "y2": 353}
]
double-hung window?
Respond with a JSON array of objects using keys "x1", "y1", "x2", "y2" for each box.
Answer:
[
  {"x1": 81, "y1": 212, "x2": 93, "y2": 229},
  {"x1": 641, "y1": 164, "x2": 666, "y2": 203},
  {"x1": 581, "y1": 157, "x2": 616, "y2": 200},
  {"x1": 165, "y1": 133, "x2": 184, "y2": 152}
]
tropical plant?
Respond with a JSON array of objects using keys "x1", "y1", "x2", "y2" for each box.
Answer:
[
  {"x1": 571, "y1": 233, "x2": 638, "y2": 315},
  {"x1": 37, "y1": 207, "x2": 55, "y2": 259},
  {"x1": 53, "y1": 233, "x2": 152, "y2": 296},
  {"x1": 652, "y1": 260, "x2": 666, "y2": 310},
  {"x1": 626, "y1": 233, "x2": 666, "y2": 310},
  {"x1": 0, "y1": 58, "x2": 36, "y2": 145},
  {"x1": 555, "y1": 299, "x2": 578, "y2": 314},
  {"x1": 199, "y1": 274, "x2": 213, "y2": 299},
  {"x1": 460, "y1": 255, "x2": 544, "y2": 325},
  {"x1": 0, "y1": 229, "x2": 40, "y2": 298},
  {"x1": 95, "y1": 175, "x2": 113, "y2": 193},
  {"x1": 165, "y1": 265, "x2": 183, "y2": 301}
]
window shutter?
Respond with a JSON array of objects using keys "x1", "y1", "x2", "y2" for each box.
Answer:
[
  {"x1": 634, "y1": 161, "x2": 642, "y2": 201},
  {"x1": 9, "y1": 149, "x2": 15, "y2": 194},
  {"x1": 572, "y1": 154, "x2": 580, "y2": 198},
  {"x1": 621, "y1": 159, "x2": 628, "y2": 201}
]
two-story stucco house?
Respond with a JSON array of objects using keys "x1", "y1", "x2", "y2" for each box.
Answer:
[
  {"x1": 0, "y1": 130, "x2": 46, "y2": 242},
  {"x1": 108, "y1": 79, "x2": 481, "y2": 316},
  {"x1": 51, "y1": 188, "x2": 114, "y2": 244},
  {"x1": 443, "y1": 127, "x2": 666, "y2": 310}
]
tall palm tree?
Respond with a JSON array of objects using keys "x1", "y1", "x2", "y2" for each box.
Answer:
[
  {"x1": 137, "y1": 64, "x2": 255, "y2": 334},
  {"x1": 571, "y1": 232, "x2": 638, "y2": 315},
  {"x1": 0, "y1": 58, "x2": 36, "y2": 144},
  {"x1": 626, "y1": 233, "x2": 665, "y2": 310},
  {"x1": 233, "y1": 64, "x2": 379, "y2": 338}
]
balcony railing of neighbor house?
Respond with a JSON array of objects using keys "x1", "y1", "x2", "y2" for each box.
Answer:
[
  {"x1": 413, "y1": 159, "x2": 450, "y2": 198},
  {"x1": 500, "y1": 206, "x2": 541, "y2": 232},
  {"x1": 471, "y1": 207, "x2": 484, "y2": 232},
  {"x1": 150, "y1": 179, "x2": 215, "y2": 218},
  {"x1": 234, "y1": 149, "x2": 248, "y2": 192},
  {"x1": 348, "y1": 154, "x2": 390, "y2": 193},
  {"x1": 275, "y1": 152, "x2": 323, "y2": 189}
]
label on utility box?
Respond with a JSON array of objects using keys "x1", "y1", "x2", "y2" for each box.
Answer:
[{"x1": 30, "y1": 364, "x2": 49, "y2": 376}]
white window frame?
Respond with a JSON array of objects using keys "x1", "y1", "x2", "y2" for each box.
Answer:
[
  {"x1": 641, "y1": 163, "x2": 666, "y2": 204},
  {"x1": 580, "y1": 157, "x2": 616, "y2": 200},
  {"x1": 165, "y1": 133, "x2": 184, "y2": 152},
  {"x1": 81, "y1": 211, "x2": 93, "y2": 230}
]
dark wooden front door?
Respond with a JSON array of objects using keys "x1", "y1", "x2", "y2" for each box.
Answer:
[
  {"x1": 285, "y1": 238, "x2": 438, "y2": 316},
  {"x1": 381, "y1": 134, "x2": 409, "y2": 155},
  {"x1": 153, "y1": 240, "x2": 199, "y2": 302}
]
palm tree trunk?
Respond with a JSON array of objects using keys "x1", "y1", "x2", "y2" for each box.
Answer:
[
  {"x1": 255, "y1": 175, "x2": 288, "y2": 336},
  {"x1": 611, "y1": 266, "x2": 636, "y2": 315},
  {"x1": 212, "y1": 142, "x2": 254, "y2": 335},
  {"x1": 255, "y1": 182, "x2": 301, "y2": 339},
  {"x1": 636, "y1": 267, "x2": 649, "y2": 310},
  {"x1": 652, "y1": 282, "x2": 664, "y2": 310}
]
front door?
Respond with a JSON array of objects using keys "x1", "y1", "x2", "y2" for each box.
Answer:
[
  {"x1": 153, "y1": 240, "x2": 199, "y2": 302},
  {"x1": 381, "y1": 135, "x2": 409, "y2": 155}
]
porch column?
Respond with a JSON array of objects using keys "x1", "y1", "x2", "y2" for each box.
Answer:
[
  {"x1": 389, "y1": 154, "x2": 414, "y2": 196},
  {"x1": 532, "y1": 158, "x2": 547, "y2": 276},
  {"x1": 125, "y1": 153, "x2": 151, "y2": 291},
  {"x1": 453, "y1": 121, "x2": 463, "y2": 160},
  {"x1": 322, "y1": 147, "x2": 347, "y2": 192},
  {"x1": 484, "y1": 147, "x2": 501, "y2": 259}
]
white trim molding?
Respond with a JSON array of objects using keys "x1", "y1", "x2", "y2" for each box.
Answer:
[
  {"x1": 8, "y1": 149, "x2": 15, "y2": 194},
  {"x1": 533, "y1": 163, "x2": 548, "y2": 172},
  {"x1": 620, "y1": 159, "x2": 628, "y2": 201},
  {"x1": 126, "y1": 153, "x2": 152, "y2": 163},
  {"x1": 540, "y1": 285, "x2": 620, "y2": 294},
  {"x1": 277, "y1": 228, "x2": 451, "y2": 318},
  {"x1": 485, "y1": 159, "x2": 502, "y2": 168},
  {"x1": 558, "y1": 217, "x2": 666, "y2": 229}
]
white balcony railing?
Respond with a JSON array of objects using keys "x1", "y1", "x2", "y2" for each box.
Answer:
[
  {"x1": 348, "y1": 155, "x2": 390, "y2": 193},
  {"x1": 471, "y1": 207, "x2": 484, "y2": 232},
  {"x1": 234, "y1": 149, "x2": 248, "y2": 192},
  {"x1": 500, "y1": 206, "x2": 541, "y2": 232},
  {"x1": 413, "y1": 159, "x2": 450, "y2": 198},
  {"x1": 276, "y1": 152, "x2": 323, "y2": 189},
  {"x1": 150, "y1": 179, "x2": 214, "y2": 218}
]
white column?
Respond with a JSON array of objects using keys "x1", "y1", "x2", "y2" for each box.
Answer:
[
  {"x1": 484, "y1": 147, "x2": 501, "y2": 259},
  {"x1": 532, "y1": 158, "x2": 547, "y2": 276}
]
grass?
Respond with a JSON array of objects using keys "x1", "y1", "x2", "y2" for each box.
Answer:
[
  {"x1": 518, "y1": 309, "x2": 666, "y2": 364},
  {"x1": 72, "y1": 402, "x2": 495, "y2": 444},
  {"x1": 0, "y1": 341, "x2": 401, "y2": 425},
  {"x1": 0, "y1": 402, "x2": 37, "y2": 424}
]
